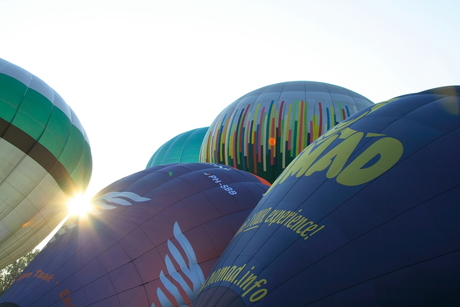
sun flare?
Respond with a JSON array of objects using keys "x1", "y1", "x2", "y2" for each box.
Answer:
[{"x1": 68, "y1": 193, "x2": 93, "y2": 216}]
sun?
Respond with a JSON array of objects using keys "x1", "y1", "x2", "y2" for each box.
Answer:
[{"x1": 68, "y1": 193, "x2": 93, "y2": 216}]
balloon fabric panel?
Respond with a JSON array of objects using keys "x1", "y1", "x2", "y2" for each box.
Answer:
[{"x1": 146, "y1": 127, "x2": 208, "y2": 168}]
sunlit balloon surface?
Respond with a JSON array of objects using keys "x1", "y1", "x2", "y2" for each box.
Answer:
[
  {"x1": 0, "y1": 163, "x2": 269, "y2": 307},
  {"x1": 0, "y1": 59, "x2": 92, "y2": 269},
  {"x1": 200, "y1": 81, "x2": 374, "y2": 182},
  {"x1": 194, "y1": 86, "x2": 460, "y2": 306}
]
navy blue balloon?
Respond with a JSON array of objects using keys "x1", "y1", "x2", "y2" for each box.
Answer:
[
  {"x1": 0, "y1": 163, "x2": 269, "y2": 307},
  {"x1": 193, "y1": 86, "x2": 460, "y2": 306}
]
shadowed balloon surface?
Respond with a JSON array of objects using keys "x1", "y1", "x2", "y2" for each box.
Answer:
[
  {"x1": 194, "y1": 86, "x2": 460, "y2": 306},
  {"x1": 0, "y1": 163, "x2": 269, "y2": 307}
]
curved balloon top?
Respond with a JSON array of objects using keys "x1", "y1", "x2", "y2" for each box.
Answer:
[
  {"x1": 146, "y1": 127, "x2": 208, "y2": 168},
  {"x1": 200, "y1": 81, "x2": 374, "y2": 183},
  {"x1": 0, "y1": 163, "x2": 269, "y2": 307},
  {"x1": 194, "y1": 86, "x2": 460, "y2": 306},
  {"x1": 0, "y1": 59, "x2": 92, "y2": 269}
]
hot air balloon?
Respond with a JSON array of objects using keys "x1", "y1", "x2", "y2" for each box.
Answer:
[
  {"x1": 200, "y1": 81, "x2": 374, "y2": 183},
  {"x1": 0, "y1": 59, "x2": 92, "y2": 269},
  {"x1": 0, "y1": 163, "x2": 269, "y2": 307},
  {"x1": 146, "y1": 127, "x2": 208, "y2": 168},
  {"x1": 194, "y1": 86, "x2": 460, "y2": 306}
]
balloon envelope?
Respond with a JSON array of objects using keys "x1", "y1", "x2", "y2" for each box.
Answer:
[
  {"x1": 194, "y1": 86, "x2": 460, "y2": 306},
  {"x1": 146, "y1": 127, "x2": 208, "y2": 168},
  {"x1": 0, "y1": 59, "x2": 92, "y2": 269},
  {"x1": 0, "y1": 163, "x2": 269, "y2": 307},
  {"x1": 200, "y1": 81, "x2": 374, "y2": 183}
]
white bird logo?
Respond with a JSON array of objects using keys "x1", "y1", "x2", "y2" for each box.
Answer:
[
  {"x1": 152, "y1": 222, "x2": 205, "y2": 307},
  {"x1": 92, "y1": 191, "x2": 151, "y2": 213}
]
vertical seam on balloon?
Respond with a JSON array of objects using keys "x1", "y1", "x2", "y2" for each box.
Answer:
[
  {"x1": 234, "y1": 108, "x2": 245, "y2": 168},
  {"x1": 299, "y1": 100, "x2": 305, "y2": 154},
  {"x1": 240, "y1": 105, "x2": 250, "y2": 171}
]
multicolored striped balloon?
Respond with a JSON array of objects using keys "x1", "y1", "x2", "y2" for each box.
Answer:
[
  {"x1": 200, "y1": 81, "x2": 373, "y2": 182},
  {"x1": 0, "y1": 59, "x2": 92, "y2": 269}
]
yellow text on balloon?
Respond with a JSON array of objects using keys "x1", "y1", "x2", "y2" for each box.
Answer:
[{"x1": 270, "y1": 102, "x2": 403, "y2": 189}]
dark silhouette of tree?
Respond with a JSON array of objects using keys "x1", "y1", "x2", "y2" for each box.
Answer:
[{"x1": 0, "y1": 249, "x2": 40, "y2": 297}]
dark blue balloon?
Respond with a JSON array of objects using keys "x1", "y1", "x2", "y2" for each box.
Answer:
[
  {"x1": 0, "y1": 163, "x2": 269, "y2": 307},
  {"x1": 193, "y1": 86, "x2": 460, "y2": 306}
]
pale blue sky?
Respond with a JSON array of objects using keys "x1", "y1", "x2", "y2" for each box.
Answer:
[{"x1": 1, "y1": 0, "x2": 459, "y2": 196}]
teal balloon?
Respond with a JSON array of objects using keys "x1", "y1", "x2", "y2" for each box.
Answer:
[{"x1": 146, "y1": 127, "x2": 208, "y2": 168}]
